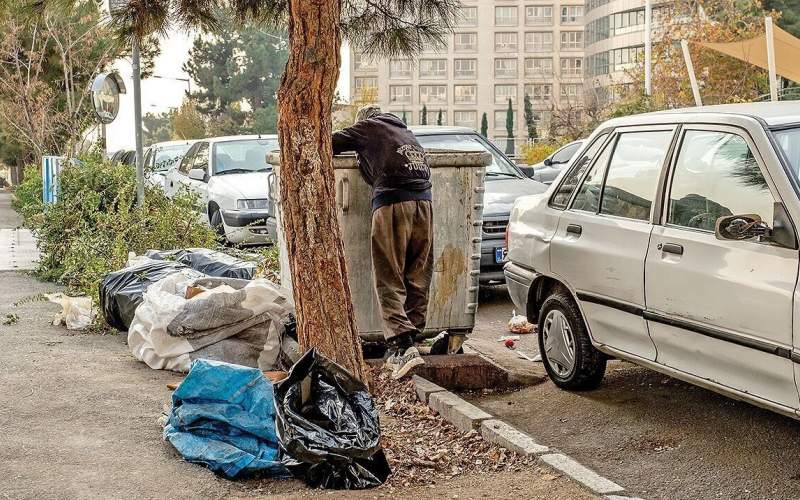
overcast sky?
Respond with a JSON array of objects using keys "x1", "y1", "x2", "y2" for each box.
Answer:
[{"x1": 105, "y1": 31, "x2": 351, "y2": 152}]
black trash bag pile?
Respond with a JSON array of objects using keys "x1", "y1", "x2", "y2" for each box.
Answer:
[
  {"x1": 146, "y1": 248, "x2": 257, "y2": 280},
  {"x1": 274, "y1": 349, "x2": 391, "y2": 489},
  {"x1": 99, "y1": 260, "x2": 204, "y2": 331}
]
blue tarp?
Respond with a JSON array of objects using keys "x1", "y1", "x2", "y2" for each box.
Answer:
[{"x1": 163, "y1": 359, "x2": 289, "y2": 479}]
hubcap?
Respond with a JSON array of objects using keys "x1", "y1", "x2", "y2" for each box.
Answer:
[{"x1": 542, "y1": 309, "x2": 576, "y2": 378}]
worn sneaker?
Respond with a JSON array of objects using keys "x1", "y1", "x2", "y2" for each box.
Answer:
[{"x1": 389, "y1": 346, "x2": 425, "y2": 380}]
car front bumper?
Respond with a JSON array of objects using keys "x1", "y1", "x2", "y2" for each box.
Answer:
[
  {"x1": 503, "y1": 262, "x2": 539, "y2": 316},
  {"x1": 220, "y1": 209, "x2": 277, "y2": 245}
]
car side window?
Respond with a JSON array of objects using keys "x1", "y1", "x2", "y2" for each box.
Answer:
[
  {"x1": 599, "y1": 131, "x2": 673, "y2": 221},
  {"x1": 551, "y1": 142, "x2": 581, "y2": 164},
  {"x1": 668, "y1": 130, "x2": 775, "y2": 232},
  {"x1": 571, "y1": 137, "x2": 614, "y2": 213},
  {"x1": 193, "y1": 142, "x2": 210, "y2": 171},
  {"x1": 178, "y1": 145, "x2": 198, "y2": 174},
  {"x1": 550, "y1": 133, "x2": 609, "y2": 209},
  {"x1": 143, "y1": 148, "x2": 154, "y2": 169}
]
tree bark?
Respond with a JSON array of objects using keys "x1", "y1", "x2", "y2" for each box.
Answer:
[{"x1": 277, "y1": 0, "x2": 368, "y2": 383}]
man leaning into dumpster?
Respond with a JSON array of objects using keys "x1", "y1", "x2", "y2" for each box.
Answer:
[{"x1": 332, "y1": 104, "x2": 432, "y2": 380}]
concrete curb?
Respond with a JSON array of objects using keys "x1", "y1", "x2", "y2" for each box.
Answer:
[{"x1": 412, "y1": 375, "x2": 638, "y2": 498}]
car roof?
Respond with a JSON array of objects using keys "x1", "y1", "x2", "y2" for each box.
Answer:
[
  {"x1": 149, "y1": 139, "x2": 197, "y2": 148},
  {"x1": 409, "y1": 125, "x2": 478, "y2": 135},
  {"x1": 204, "y1": 134, "x2": 279, "y2": 143},
  {"x1": 606, "y1": 101, "x2": 800, "y2": 129}
]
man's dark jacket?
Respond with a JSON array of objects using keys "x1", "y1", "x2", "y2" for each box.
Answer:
[{"x1": 332, "y1": 113, "x2": 431, "y2": 210}]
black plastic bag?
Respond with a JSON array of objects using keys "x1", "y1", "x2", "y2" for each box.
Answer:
[
  {"x1": 99, "y1": 260, "x2": 202, "y2": 331},
  {"x1": 146, "y1": 248, "x2": 256, "y2": 280},
  {"x1": 273, "y1": 349, "x2": 391, "y2": 489}
]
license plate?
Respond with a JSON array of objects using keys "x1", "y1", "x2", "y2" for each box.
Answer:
[{"x1": 495, "y1": 247, "x2": 507, "y2": 264}]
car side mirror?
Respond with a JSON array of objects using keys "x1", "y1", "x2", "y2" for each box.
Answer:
[
  {"x1": 543, "y1": 158, "x2": 553, "y2": 166},
  {"x1": 188, "y1": 168, "x2": 206, "y2": 182},
  {"x1": 715, "y1": 214, "x2": 770, "y2": 241},
  {"x1": 518, "y1": 165, "x2": 535, "y2": 178}
]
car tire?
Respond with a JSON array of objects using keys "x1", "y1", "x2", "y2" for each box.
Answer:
[
  {"x1": 209, "y1": 209, "x2": 228, "y2": 242},
  {"x1": 538, "y1": 290, "x2": 606, "y2": 390}
]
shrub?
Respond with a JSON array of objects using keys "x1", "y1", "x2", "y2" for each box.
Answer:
[
  {"x1": 519, "y1": 142, "x2": 558, "y2": 165},
  {"x1": 11, "y1": 164, "x2": 43, "y2": 223},
  {"x1": 23, "y1": 150, "x2": 216, "y2": 301}
]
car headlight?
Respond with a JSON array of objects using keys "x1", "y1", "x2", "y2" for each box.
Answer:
[{"x1": 236, "y1": 199, "x2": 269, "y2": 210}]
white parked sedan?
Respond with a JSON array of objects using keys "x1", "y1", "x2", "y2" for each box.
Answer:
[
  {"x1": 143, "y1": 139, "x2": 196, "y2": 189},
  {"x1": 166, "y1": 135, "x2": 278, "y2": 245},
  {"x1": 504, "y1": 102, "x2": 800, "y2": 420}
]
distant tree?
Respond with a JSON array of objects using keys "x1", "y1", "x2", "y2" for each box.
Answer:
[
  {"x1": 402, "y1": 109, "x2": 408, "y2": 124},
  {"x1": 480, "y1": 112, "x2": 488, "y2": 137},
  {"x1": 143, "y1": 112, "x2": 173, "y2": 144},
  {"x1": 421, "y1": 104, "x2": 428, "y2": 125},
  {"x1": 171, "y1": 100, "x2": 206, "y2": 140},
  {"x1": 764, "y1": 0, "x2": 800, "y2": 38},
  {"x1": 436, "y1": 108, "x2": 443, "y2": 125},
  {"x1": 505, "y1": 99, "x2": 515, "y2": 155},
  {"x1": 524, "y1": 94, "x2": 537, "y2": 140}
]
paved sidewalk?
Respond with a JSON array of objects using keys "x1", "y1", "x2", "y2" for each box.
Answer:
[{"x1": 0, "y1": 191, "x2": 39, "y2": 271}]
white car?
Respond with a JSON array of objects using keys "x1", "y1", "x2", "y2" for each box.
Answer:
[
  {"x1": 504, "y1": 102, "x2": 800, "y2": 420},
  {"x1": 166, "y1": 135, "x2": 278, "y2": 245},
  {"x1": 143, "y1": 140, "x2": 196, "y2": 189}
]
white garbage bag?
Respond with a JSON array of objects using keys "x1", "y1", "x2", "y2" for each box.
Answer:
[{"x1": 46, "y1": 293, "x2": 95, "y2": 330}]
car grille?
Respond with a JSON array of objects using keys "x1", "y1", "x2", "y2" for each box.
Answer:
[{"x1": 483, "y1": 219, "x2": 508, "y2": 236}]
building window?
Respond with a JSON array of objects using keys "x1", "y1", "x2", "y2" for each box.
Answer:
[
  {"x1": 353, "y1": 53, "x2": 377, "y2": 72},
  {"x1": 525, "y1": 6, "x2": 553, "y2": 25},
  {"x1": 390, "y1": 59, "x2": 412, "y2": 79},
  {"x1": 525, "y1": 32, "x2": 554, "y2": 52},
  {"x1": 454, "y1": 85, "x2": 477, "y2": 104},
  {"x1": 353, "y1": 77, "x2": 377, "y2": 93},
  {"x1": 494, "y1": 110, "x2": 515, "y2": 130},
  {"x1": 495, "y1": 6, "x2": 518, "y2": 26},
  {"x1": 611, "y1": 45, "x2": 643, "y2": 72},
  {"x1": 419, "y1": 59, "x2": 447, "y2": 79},
  {"x1": 494, "y1": 58, "x2": 518, "y2": 78},
  {"x1": 495, "y1": 84, "x2": 518, "y2": 105},
  {"x1": 454, "y1": 110, "x2": 477, "y2": 128},
  {"x1": 454, "y1": 32, "x2": 477, "y2": 52},
  {"x1": 454, "y1": 58, "x2": 477, "y2": 79},
  {"x1": 525, "y1": 83, "x2": 552, "y2": 102},
  {"x1": 495, "y1": 32, "x2": 518, "y2": 52},
  {"x1": 560, "y1": 5, "x2": 584, "y2": 24},
  {"x1": 422, "y1": 38, "x2": 448, "y2": 53},
  {"x1": 525, "y1": 57, "x2": 553, "y2": 78},
  {"x1": 389, "y1": 85, "x2": 412, "y2": 104},
  {"x1": 457, "y1": 6, "x2": 478, "y2": 27},
  {"x1": 560, "y1": 31, "x2": 583, "y2": 50},
  {"x1": 560, "y1": 83, "x2": 583, "y2": 100},
  {"x1": 431, "y1": 109, "x2": 448, "y2": 125},
  {"x1": 420, "y1": 85, "x2": 447, "y2": 104},
  {"x1": 560, "y1": 57, "x2": 583, "y2": 77}
]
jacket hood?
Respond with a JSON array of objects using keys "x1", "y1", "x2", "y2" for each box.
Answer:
[
  {"x1": 210, "y1": 171, "x2": 271, "y2": 200},
  {"x1": 372, "y1": 113, "x2": 408, "y2": 129},
  {"x1": 483, "y1": 177, "x2": 548, "y2": 217}
]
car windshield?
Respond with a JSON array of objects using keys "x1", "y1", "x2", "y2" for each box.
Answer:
[
  {"x1": 213, "y1": 139, "x2": 278, "y2": 174},
  {"x1": 153, "y1": 144, "x2": 192, "y2": 172},
  {"x1": 415, "y1": 134, "x2": 522, "y2": 179},
  {"x1": 773, "y1": 127, "x2": 800, "y2": 180}
]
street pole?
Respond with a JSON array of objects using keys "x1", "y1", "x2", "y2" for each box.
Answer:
[
  {"x1": 681, "y1": 40, "x2": 703, "y2": 107},
  {"x1": 644, "y1": 0, "x2": 652, "y2": 96},
  {"x1": 132, "y1": 39, "x2": 145, "y2": 206},
  {"x1": 766, "y1": 16, "x2": 779, "y2": 102}
]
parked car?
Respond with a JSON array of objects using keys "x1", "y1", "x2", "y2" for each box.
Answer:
[
  {"x1": 110, "y1": 149, "x2": 136, "y2": 166},
  {"x1": 143, "y1": 140, "x2": 196, "y2": 188},
  {"x1": 518, "y1": 140, "x2": 584, "y2": 185},
  {"x1": 166, "y1": 135, "x2": 279, "y2": 245},
  {"x1": 411, "y1": 126, "x2": 547, "y2": 284},
  {"x1": 504, "y1": 102, "x2": 800, "y2": 420}
]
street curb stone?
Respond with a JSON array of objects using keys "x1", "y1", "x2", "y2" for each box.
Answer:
[
  {"x1": 411, "y1": 375, "x2": 445, "y2": 404},
  {"x1": 606, "y1": 496, "x2": 645, "y2": 500},
  {"x1": 428, "y1": 390, "x2": 492, "y2": 432},
  {"x1": 540, "y1": 453, "x2": 625, "y2": 495},
  {"x1": 480, "y1": 419, "x2": 549, "y2": 456}
]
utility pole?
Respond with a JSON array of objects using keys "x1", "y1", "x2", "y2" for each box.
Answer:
[
  {"x1": 132, "y1": 39, "x2": 145, "y2": 206},
  {"x1": 644, "y1": 0, "x2": 652, "y2": 96},
  {"x1": 766, "y1": 16, "x2": 779, "y2": 102}
]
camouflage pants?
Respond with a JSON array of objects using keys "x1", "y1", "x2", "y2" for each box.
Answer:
[{"x1": 371, "y1": 200, "x2": 434, "y2": 341}]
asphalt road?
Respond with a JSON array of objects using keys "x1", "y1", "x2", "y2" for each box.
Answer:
[{"x1": 470, "y1": 287, "x2": 800, "y2": 499}]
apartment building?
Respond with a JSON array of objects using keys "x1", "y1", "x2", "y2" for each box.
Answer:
[{"x1": 350, "y1": 0, "x2": 587, "y2": 148}]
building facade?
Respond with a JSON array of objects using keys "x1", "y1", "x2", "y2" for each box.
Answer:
[{"x1": 350, "y1": 0, "x2": 587, "y2": 149}]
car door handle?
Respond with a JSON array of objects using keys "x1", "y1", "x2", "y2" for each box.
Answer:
[
  {"x1": 566, "y1": 224, "x2": 582, "y2": 236},
  {"x1": 659, "y1": 242, "x2": 684, "y2": 255}
]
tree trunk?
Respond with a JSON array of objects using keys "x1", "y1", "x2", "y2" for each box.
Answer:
[{"x1": 277, "y1": 0, "x2": 368, "y2": 383}]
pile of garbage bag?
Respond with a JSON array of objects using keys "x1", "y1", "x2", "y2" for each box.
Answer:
[
  {"x1": 146, "y1": 248, "x2": 257, "y2": 280},
  {"x1": 164, "y1": 351, "x2": 390, "y2": 489}
]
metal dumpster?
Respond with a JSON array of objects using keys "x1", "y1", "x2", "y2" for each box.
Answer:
[{"x1": 268, "y1": 151, "x2": 490, "y2": 343}]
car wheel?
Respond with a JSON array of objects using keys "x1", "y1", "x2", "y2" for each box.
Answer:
[
  {"x1": 538, "y1": 290, "x2": 606, "y2": 390},
  {"x1": 209, "y1": 209, "x2": 228, "y2": 242}
]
